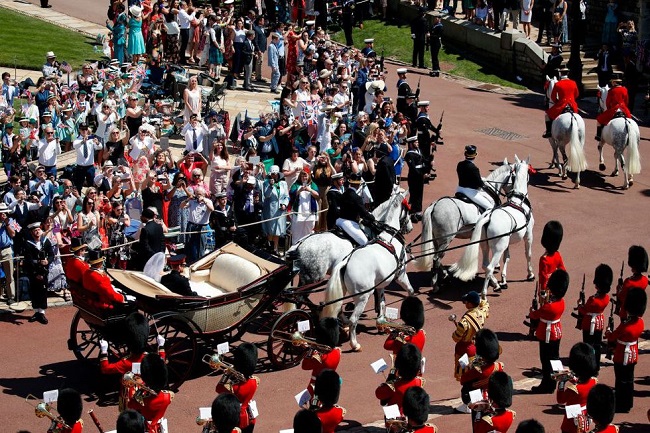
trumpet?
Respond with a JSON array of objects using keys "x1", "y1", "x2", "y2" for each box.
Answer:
[
  {"x1": 376, "y1": 318, "x2": 416, "y2": 336},
  {"x1": 468, "y1": 399, "x2": 495, "y2": 420},
  {"x1": 26, "y1": 394, "x2": 70, "y2": 433},
  {"x1": 271, "y1": 330, "x2": 333, "y2": 353},
  {"x1": 196, "y1": 418, "x2": 216, "y2": 433},
  {"x1": 201, "y1": 354, "x2": 246, "y2": 383},
  {"x1": 122, "y1": 372, "x2": 158, "y2": 405},
  {"x1": 385, "y1": 417, "x2": 408, "y2": 433},
  {"x1": 196, "y1": 417, "x2": 212, "y2": 426},
  {"x1": 551, "y1": 369, "x2": 576, "y2": 382}
]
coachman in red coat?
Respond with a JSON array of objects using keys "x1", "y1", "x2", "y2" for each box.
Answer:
[
  {"x1": 543, "y1": 69, "x2": 579, "y2": 138},
  {"x1": 595, "y1": 78, "x2": 632, "y2": 141}
]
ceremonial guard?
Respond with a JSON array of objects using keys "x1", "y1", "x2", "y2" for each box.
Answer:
[
  {"x1": 160, "y1": 254, "x2": 197, "y2": 296},
  {"x1": 383, "y1": 296, "x2": 426, "y2": 355},
  {"x1": 456, "y1": 146, "x2": 493, "y2": 214},
  {"x1": 614, "y1": 245, "x2": 648, "y2": 321},
  {"x1": 577, "y1": 264, "x2": 612, "y2": 367},
  {"x1": 311, "y1": 369, "x2": 346, "y2": 433},
  {"x1": 404, "y1": 136, "x2": 427, "y2": 221},
  {"x1": 542, "y1": 68, "x2": 579, "y2": 138},
  {"x1": 396, "y1": 69, "x2": 418, "y2": 115},
  {"x1": 362, "y1": 38, "x2": 375, "y2": 57},
  {"x1": 529, "y1": 269, "x2": 568, "y2": 393},
  {"x1": 538, "y1": 220, "x2": 565, "y2": 295},
  {"x1": 458, "y1": 328, "x2": 504, "y2": 414},
  {"x1": 211, "y1": 393, "x2": 242, "y2": 433},
  {"x1": 428, "y1": 14, "x2": 443, "y2": 77},
  {"x1": 302, "y1": 317, "x2": 341, "y2": 397},
  {"x1": 216, "y1": 343, "x2": 259, "y2": 433},
  {"x1": 326, "y1": 172, "x2": 346, "y2": 230},
  {"x1": 24, "y1": 221, "x2": 53, "y2": 324},
  {"x1": 335, "y1": 174, "x2": 375, "y2": 246},
  {"x1": 556, "y1": 343, "x2": 598, "y2": 433},
  {"x1": 606, "y1": 288, "x2": 646, "y2": 413},
  {"x1": 586, "y1": 385, "x2": 618, "y2": 433},
  {"x1": 56, "y1": 388, "x2": 84, "y2": 433},
  {"x1": 127, "y1": 354, "x2": 173, "y2": 433},
  {"x1": 471, "y1": 372, "x2": 516, "y2": 433},
  {"x1": 402, "y1": 387, "x2": 438, "y2": 433},
  {"x1": 411, "y1": 8, "x2": 428, "y2": 69},
  {"x1": 64, "y1": 238, "x2": 89, "y2": 286},
  {"x1": 452, "y1": 291, "x2": 489, "y2": 381},
  {"x1": 414, "y1": 101, "x2": 440, "y2": 175},
  {"x1": 82, "y1": 250, "x2": 127, "y2": 309},
  {"x1": 375, "y1": 343, "x2": 425, "y2": 415}
]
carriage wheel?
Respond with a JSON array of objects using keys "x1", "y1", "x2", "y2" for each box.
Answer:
[
  {"x1": 156, "y1": 317, "x2": 197, "y2": 391},
  {"x1": 267, "y1": 309, "x2": 313, "y2": 370},
  {"x1": 68, "y1": 310, "x2": 102, "y2": 361}
]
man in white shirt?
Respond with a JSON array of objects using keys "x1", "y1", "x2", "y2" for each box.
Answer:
[
  {"x1": 72, "y1": 123, "x2": 103, "y2": 191},
  {"x1": 29, "y1": 166, "x2": 57, "y2": 206},
  {"x1": 38, "y1": 126, "x2": 61, "y2": 178},
  {"x1": 181, "y1": 114, "x2": 209, "y2": 154},
  {"x1": 333, "y1": 82, "x2": 352, "y2": 117},
  {"x1": 1, "y1": 72, "x2": 18, "y2": 109},
  {"x1": 177, "y1": 1, "x2": 193, "y2": 64}
]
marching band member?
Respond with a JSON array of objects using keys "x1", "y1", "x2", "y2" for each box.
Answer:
[
  {"x1": 375, "y1": 343, "x2": 425, "y2": 415},
  {"x1": 529, "y1": 269, "x2": 568, "y2": 394},
  {"x1": 615, "y1": 245, "x2": 648, "y2": 321},
  {"x1": 311, "y1": 369, "x2": 345, "y2": 433},
  {"x1": 586, "y1": 384, "x2": 618, "y2": 433},
  {"x1": 577, "y1": 264, "x2": 613, "y2": 368},
  {"x1": 294, "y1": 408, "x2": 323, "y2": 433},
  {"x1": 81, "y1": 250, "x2": 127, "y2": 309},
  {"x1": 452, "y1": 291, "x2": 490, "y2": 381},
  {"x1": 63, "y1": 238, "x2": 88, "y2": 286},
  {"x1": 384, "y1": 296, "x2": 426, "y2": 355},
  {"x1": 215, "y1": 343, "x2": 259, "y2": 433},
  {"x1": 458, "y1": 329, "x2": 503, "y2": 414},
  {"x1": 127, "y1": 353, "x2": 173, "y2": 433},
  {"x1": 117, "y1": 410, "x2": 146, "y2": 433},
  {"x1": 606, "y1": 288, "x2": 646, "y2": 413},
  {"x1": 538, "y1": 220, "x2": 565, "y2": 299},
  {"x1": 211, "y1": 393, "x2": 242, "y2": 433},
  {"x1": 556, "y1": 343, "x2": 598, "y2": 433},
  {"x1": 56, "y1": 388, "x2": 84, "y2": 433},
  {"x1": 515, "y1": 419, "x2": 546, "y2": 433},
  {"x1": 402, "y1": 386, "x2": 438, "y2": 433},
  {"x1": 302, "y1": 317, "x2": 341, "y2": 397},
  {"x1": 472, "y1": 371, "x2": 516, "y2": 433}
]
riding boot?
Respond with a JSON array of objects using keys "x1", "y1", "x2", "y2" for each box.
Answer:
[
  {"x1": 594, "y1": 125, "x2": 603, "y2": 141},
  {"x1": 542, "y1": 120, "x2": 552, "y2": 138}
]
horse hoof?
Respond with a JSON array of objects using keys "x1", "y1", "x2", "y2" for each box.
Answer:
[
  {"x1": 351, "y1": 344, "x2": 362, "y2": 352},
  {"x1": 526, "y1": 273, "x2": 535, "y2": 281},
  {"x1": 599, "y1": 163, "x2": 606, "y2": 171},
  {"x1": 574, "y1": 183, "x2": 580, "y2": 189},
  {"x1": 500, "y1": 283, "x2": 509, "y2": 290},
  {"x1": 611, "y1": 171, "x2": 619, "y2": 177},
  {"x1": 493, "y1": 285, "x2": 502, "y2": 293},
  {"x1": 562, "y1": 174, "x2": 568, "y2": 180},
  {"x1": 629, "y1": 180, "x2": 634, "y2": 187}
]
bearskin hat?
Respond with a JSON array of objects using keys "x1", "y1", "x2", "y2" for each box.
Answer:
[
  {"x1": 587, "y1": 384, "x2": 615, "y2": 426},
  {"x1": 488, "y1": 371, "x2": 513, "y2": 408},
  {"x1": 116, "y1": 410, "x2": 146, "y2": 433},
  {"x1": 211, "y1": 393, "x2": 241, "y2": 433},
  {"x1": 57, "y1": 388, "x2": 82, "y2": 427},
  {"x1": 568, "y1": 342, "x2": 597, "y2": 381},
  {"x1": 475, "y1": 328, "x2": 500, "y2": 363},
  {"x1": 625, "y1": 288, "x2": 647, "y2": 317},
  {"x1": 233, "y1": 342, "x2": 258, "y2": 379},
  {"x1": 628, "y1": 245, "x2": 648, "y2": 273},
  {"x1": 141, "y1": 353, "x2": 168, "y2": 392},
  {"x1": 293, "y1": 408, "x2": 323, "y2": 433},
  {"x1": 315, "y1": 317, "x2": 339, "y2": 348},
  {"x1": 395, "y1": 343, "x2": 422, "y2": 381},
  {"x1": 403, "y1": 386, "x2": 430, "y2": 425},
  {"x1": 124, "y1": 312, "x2": 149, "y2": 354},
  {"x1": 541, "y1": 220, "x2": 563, "y2": 253},
  {"x1": 548, "y1": 269, "x2": 569, "y2": 299},
  {"x1": 515, "y1": 419, "x2": 546, "y2": 433},
  {"x1": 593, "y1": 264, "x2": 613, "y2": 294},
  {"x1": 401, "y1": 296, "x2": 425, "y2": 330},
  {"x1": 314, "y1": 369, "x2": 341, "y2": 407}
]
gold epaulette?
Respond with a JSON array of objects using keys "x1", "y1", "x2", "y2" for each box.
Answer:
[
  {"x1": 162, "y1": 390, "x2": 175, "y2": 401},
  {"x1": 480, "y1": 415, "x2": 494, "y2": 426}
]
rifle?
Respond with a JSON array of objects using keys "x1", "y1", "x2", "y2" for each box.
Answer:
[
  {"x1": 433, "y1": 110, "x2": 444, "y2": 145},
  {"x1": 571, "y1": 274, "x2": 586, "y2": 329},
  {"x1": 523, "y1": 281, "x2": 539, "y2": 339},
  {"x1": 415, "y1": 77, "x2": 421, "y2": 101},
  {"x1": 613, "y1": 260, "x2": 624, "y2": 316},
  {"x1": 379, "y1": 49, "x2": 385, "y2": 73},
  {"x1": 604, "y1": 299, "x2": 615, "y2": 360}
]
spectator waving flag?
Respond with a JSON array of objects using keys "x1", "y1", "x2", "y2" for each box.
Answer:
[
  {"x1": 300, "y1": 100, "x2": 316, "y2": 127},
  {"x1": 60, "y1": 62, "x2": 72, "y2": 74}
]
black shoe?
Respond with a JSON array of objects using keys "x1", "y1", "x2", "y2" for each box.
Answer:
[
  {"x1": 542, "y1": 131, "x2": 552, "y2": 138},
  {"x1": 36, "y1": 313, "x2": 49, "y2": 325},
  {"x1": 530, "y1": 384, "x2": 555, "y2": 394},
  {"x1": 28, "y1": 313, "x2": 39, "y2": 322},
  {"x1": 594, "y1": 135, "x2": 601, "y2": 141}
]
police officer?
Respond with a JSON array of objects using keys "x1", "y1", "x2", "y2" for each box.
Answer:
[
  {"x1": 160, "y1": 254, "x2": 197, "y2": 296},
  {"x1": 411, "y1": 7, "x2": 428, "y2": 69},
  {"x1": 429, "y1": 14, "x2": 443, "y2": 77},
  {"x1": 414, "y1": 101, "x2": 439, "y2": 174},
  {"x1": 456, "y1": 145, "x2": 493, "y2": 212},
  {"x1": 396, "y1": 69, "x2": 419, "y2": 115},
  {"x1": 404, "y1": 136, "x2": 427, "y2": 222}
]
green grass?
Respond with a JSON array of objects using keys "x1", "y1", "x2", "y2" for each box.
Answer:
[
  {"x1": 331, "y1": 20, "x2": 526, "y2": 90},
  {"x1": 0, "y1": 8, "x2": 102, "y2": 71}
]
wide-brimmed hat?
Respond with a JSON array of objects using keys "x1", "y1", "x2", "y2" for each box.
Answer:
[
  {"x1": 70, "y1": 237, "x2": 88, "y2": 252},
  {"x1": 365, "y1": 80, "x2": 385, "y2": 91},
  {"x1": 0, "y1": 203, "x2": 9, "y2": 214},
  {"x1": 130, "y1": 5, "x2": 142, "y2": 17},
  {"x1": 269, "y1": 165, "x2": 280, "y2": 175},
  {"x1": 87, "y1": 250, "x2": 105, "y2": 265},
  {"x1": 319, "y1": 69, "x2": 332, "y2": 79},
  {"x1": 46, "y1": 51, "x2": 56, "y2": 58}
]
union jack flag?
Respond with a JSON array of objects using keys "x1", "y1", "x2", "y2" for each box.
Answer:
[{"x1": 300, "y1": 101, "x2": 316, "y2": 126}]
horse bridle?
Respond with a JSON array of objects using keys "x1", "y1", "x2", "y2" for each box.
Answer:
[{"x1": 506, "y1": 163, "x2": 530, "y2": 204}]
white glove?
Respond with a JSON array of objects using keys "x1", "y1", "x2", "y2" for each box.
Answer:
[
  {"x1": 125, "y1": 295, "x2": 136, "y2": 302},
  {"x1": 100, "y1": 339, "x2": 108, "y2": 354},
  {"x1": 157, "y1": 335, "x2": 165, "y2": 347},
  {"x1": 411, "y1": 34, "x2": 416, "y2": 39}
]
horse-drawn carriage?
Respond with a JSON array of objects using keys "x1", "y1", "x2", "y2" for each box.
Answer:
[{"x1": 67, "y1": 242, "x2": 326, "y2": 390}]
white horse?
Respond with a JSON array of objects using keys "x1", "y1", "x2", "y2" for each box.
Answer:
[
  {"x1": 413, "y1": 161, "x2": 516, "y2": 291},
  {"x1": 596, "y1": 85, "x2": 641, "y2": 189},
  {"x1": 321, "y1": 190, "x2": 414, "y2": 352},
  {"x1": 545, "y1": 75, "x2": 558, "y2": 111},
  {"x1": 549, "y1": 112, "x2": 588, "y2": 188},
  {"x1": 450, "y1": 156, "x2": 535, "y2": 296}
]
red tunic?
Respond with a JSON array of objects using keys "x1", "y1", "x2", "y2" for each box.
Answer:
[
  {"x1": 127, "y1": 390, "x2": 174, "y2": 433},
  {"x1": 547, "y1": 79, "x2": 579, "y2": 120},
  {"x1": 301, "y1": 348, "x2": 341, "y2": 395},
  {"x1": 617, "y1": 274, "x2": 648, "y2": 320},
  {"x1": 216, "y1": 376, "x2": 259, "y2": 429},
  {"x1": 411, "y1": 425, "x2": 437, "y2": 433},
  {"x1": 538, "y1": 251, "x2": 566, "y2": 297},
  {"x1": 607, "y1": 317, "x2": 644, "y2": 365},
  {"x1": 64, "y1": 257, "x2": 89, "y2": 285},
  {"x1": 81, "y1": 268, "x2": 125, "y2": 309},
  {"x1": 594, "y1": 425, "x2": 619, "y2": 433},
  {"x1": 55, "y1": 420, "x2": 83, "y2": 433},
  {"x1": 375, "y1": 376, "x2": 425, "y2": 414},
  {"x1": 578, "y1": 293, "x2": 610, "y2": 334},
  {"x1": 314, "y1": 405, "x2": 346, "y2": 433},
  {"x1": 473, "y1": 409, "x2": 516, "y2": 433},
  {"x1": 529, "y1": 299, "x2": 565, "y2": 343},
  {"x1": 596, "y1": 86, "x2": 632, "y2": 125},
  {"x1": 460, "y1": 361, "x2": 504, "y2": 393},
  {"x1": 384, "y1": 329, "x2": 426, "y2": 355},
  {"x1": 556, "y1": 377, "x2": 597, "y2": 433}
]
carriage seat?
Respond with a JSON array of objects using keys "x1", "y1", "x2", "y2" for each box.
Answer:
[{"x1": 188, "y1": 253, "x2": 262, "y2": 298}]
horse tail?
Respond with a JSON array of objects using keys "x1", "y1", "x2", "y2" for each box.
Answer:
[
  {"x1": 321, "y1": 260, "x2": 347, "y2": 319},
  {"x1": 567, "y1": 114, "x2": 588, "y2": 173},
  {"x1": 625, "y1": 120, "x2": 641, "y2": 175},
  {"x1": 414, "y1": 204, "x2": 435, "y2": 271},
  {"x1": 450, "y1": 214, "x2": 488, "y2": 281}
]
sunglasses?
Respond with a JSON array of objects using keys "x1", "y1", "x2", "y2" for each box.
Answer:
[
  {"x1": 193, "y1": 174, "x2": 201, "y2": 178},
  {"x1": 87, "y1": 201, "x2": 94, "y2": 205},
  {"x1": 46, "y1": 131, "x2": 54, "y2": 135}
]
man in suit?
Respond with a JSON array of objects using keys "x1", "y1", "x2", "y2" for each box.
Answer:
[
  {"x1": 456, "y1": 145, "x2": 493, "y2": 212},
  {"x1": 596, "y1": 44, "x2": 613, "y2": 87},
  {"x1": 373, "y1": 145, "x2": 396, "y2": 207},
  {"x1": 136, "y1": 207, "x2": 165, "y2": 269},
  {"x1": 160, "y1": 254, "x2": 197, "y2": 296},
  {"x1": 241, "y1": 30, "x2": 257, "y2": 91}
]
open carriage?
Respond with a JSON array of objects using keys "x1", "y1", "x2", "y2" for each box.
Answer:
[{"x1": 67, "y1": 242, "x2": 327, "y2": 390}]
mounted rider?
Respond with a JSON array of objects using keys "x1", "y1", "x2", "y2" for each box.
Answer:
[
  {"x1": 595, "y1": 76, "x2": 632, "y2": 141},
  {"x1": 335, "y1": 174, "x2": 376, "y2": 246},
  {"x1": 455, "y1": 145, "x2": 494, "y2": 213},
  {"x1": 542, "y1": 68, "x2": 579, "y2": 138}
]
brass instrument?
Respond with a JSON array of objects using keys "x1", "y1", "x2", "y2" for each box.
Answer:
[
  {"x1": 376, "y1": 317, "x2": 416, "y2": 336},
  {"x1": 196, "y1": 417, "x2": 215, "y2": 433},
  {"x1": 201, "y1": 353, "x2": 246, "y2": 383},
  {"x1": 271, "y1": 330, "x2": 333, "y2": 353},
  {"x1": 385, "y1": 417, "x2": 408, "y2": 433},
  {"x1": 123, "y1": 371, "x2": 158, "y2": 405},
  {"x1": 468, "y1": 399, "x2": 495, "y2": 417},
  {"x1": 470, "y1": 355, "x2": 486, "y2": 369},
  {"x1": 575, "y1": 413, "x2": 591, "y2": 433},
  {"x1": 551, "y1": 369, "x2": 576, "y2": 383},
  {"x1": 25, "y1": 394, "x2": 70, "y2": 433}
]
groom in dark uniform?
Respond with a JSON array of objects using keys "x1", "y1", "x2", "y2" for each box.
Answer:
[
  {"x1": 160, "y1": 254, "x2": 197, "y2": 296},
  {"x1": 136, "y1": 208, "x2": 165, "y2": 269}
]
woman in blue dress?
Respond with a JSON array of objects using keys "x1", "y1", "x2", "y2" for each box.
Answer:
[
  {"x1": 262, "y1": 166, "x2": 289, "y2": 254},
  {"x1": 128, "y1": 5, "x2": 146, "y2": 63},
  {"x1": 106, "y1": 2, "x2": 128, "y2": 65}
]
